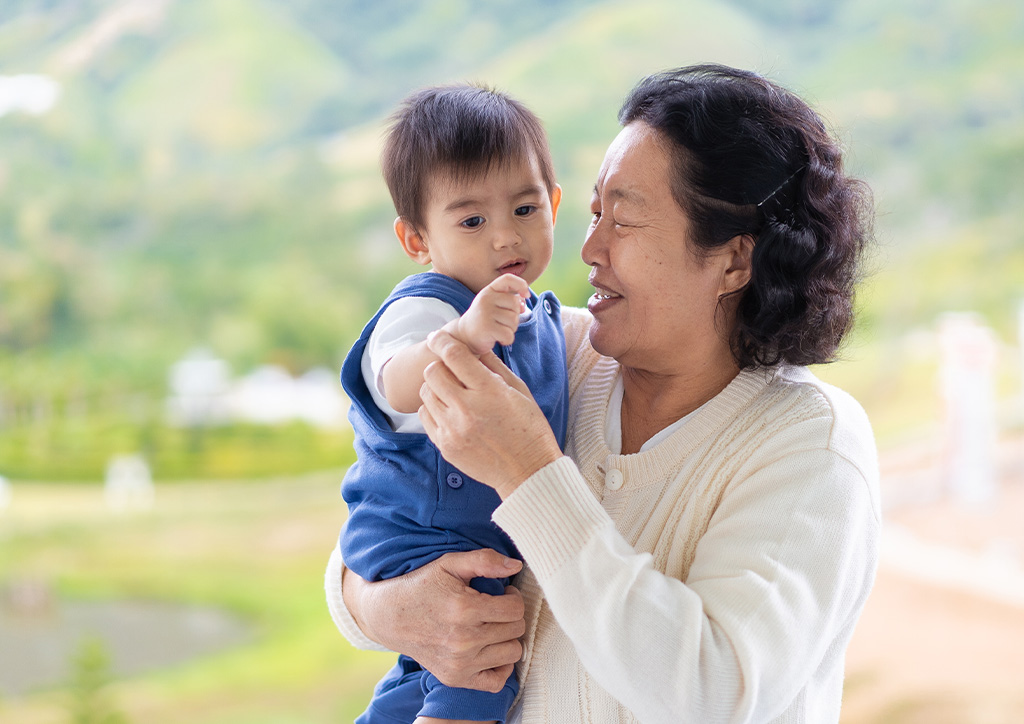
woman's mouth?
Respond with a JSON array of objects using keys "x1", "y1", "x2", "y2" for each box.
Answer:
[{"x1": 587, "y1": 283, "x2": 622, "y2": 312}]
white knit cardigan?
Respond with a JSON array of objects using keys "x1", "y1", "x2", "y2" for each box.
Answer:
[{"x1": 327, "y1": 308, "x2": 880, "y2": 723}]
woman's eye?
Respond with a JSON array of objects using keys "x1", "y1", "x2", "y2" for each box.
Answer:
[
  {"x1": 590, "y1": 210, "x2": 601, "y2": 222},
  {"x1": 514, "y1": 205, "x2": 536, "y2": 217},
  {"x1": 461, "y1": 216, "x2": 484, "y2": 229}
]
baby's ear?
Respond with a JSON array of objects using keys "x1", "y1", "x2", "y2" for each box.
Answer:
[
  {"x1": 395, "y1": 217, "x2": 430, "y2": 265},
  {"x1": 549, "y1": 184, "x2": 562, "y2": 225}
]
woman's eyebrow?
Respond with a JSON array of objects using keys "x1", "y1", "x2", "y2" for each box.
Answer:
[{"x1": 594, "y1": 184, "x2": 646, "y2": 208}]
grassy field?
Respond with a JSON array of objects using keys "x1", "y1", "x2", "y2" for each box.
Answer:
[{"x1": 0, "y1": 472, "x2": 393, "y2": 724}]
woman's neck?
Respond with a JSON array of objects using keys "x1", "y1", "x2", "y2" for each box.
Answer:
[{"x1": 619, "y1": 356, "x2": 741, "y2": 455}]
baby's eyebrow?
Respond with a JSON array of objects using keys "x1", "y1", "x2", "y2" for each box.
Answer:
[
  {"x1": 511, "y1": 184, "x2": 546, "y2": 198},
  {"x1": 444, "y1": 198, "x2": 480, "y2": 213},
  {"x1": 444, "y1": 185, "x2": 546, "y2": 213}
]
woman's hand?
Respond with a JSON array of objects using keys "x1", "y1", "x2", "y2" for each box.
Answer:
[
  {"x1": 343, "y1": 548, "x2": 526, "y2": 692},
  {"x1": 419, "y1": 329, "x2": 564, "y2": 499}
]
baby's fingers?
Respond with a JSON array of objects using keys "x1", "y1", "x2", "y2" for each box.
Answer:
[{"x1": 489, "y1": 273, "x2": 530, "y2": 298}]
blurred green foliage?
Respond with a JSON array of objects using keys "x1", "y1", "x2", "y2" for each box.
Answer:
[
  {"x1": 68, "y1": 637, "x2": 129, "y2": 724},
  {"x1": 0, "y1": 0, "x2": 1022, "y2": 479},
  {"x1": 0, "y1": 417, "x2": 352, "y2": 481}
]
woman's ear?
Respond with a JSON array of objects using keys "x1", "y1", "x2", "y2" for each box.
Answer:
[
  {"x1": 395, "y1": 217, "x2": 431, "y2": 265},
  {"x1": 719, "y1": 234, "x2": 754, "y2": 296}
]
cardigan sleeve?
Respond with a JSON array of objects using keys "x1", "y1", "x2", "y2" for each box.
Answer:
[
  {"x1": 324, "y1": 546, "x2": 391, "y2": 653},
  {"x1": 492, "y1": 445, "x2": 879, "y2": 723}
]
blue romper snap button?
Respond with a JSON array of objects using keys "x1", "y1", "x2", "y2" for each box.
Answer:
[
  {"x1": 446, "y1": 472, "x2": 464, "y2": 489},
  {"x1": 543, "y1": 299, "x2": 553, "y2": 315}
]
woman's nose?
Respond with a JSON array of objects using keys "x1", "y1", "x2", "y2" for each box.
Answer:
[{"x1": 581, "y1": 220, "x2": 606, "y2": 266}]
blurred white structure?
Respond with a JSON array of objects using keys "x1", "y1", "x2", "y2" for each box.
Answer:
[
  {"x1": 938, "y1": 313, "x2": 999, "y2": 506},
  {"x1": 0, "y1": 475, "x2": 10, "y2": 511},
  {"x1": 0, "y1": 75, "x2": 60, "y2": 117},
  {"x1": 227, "y1": 365, "x2": 295, "y2": 425},
  {"x1": 104, "y1": 454, "x2": 154, "y2": 512},
  {"x1": 166, "y1": 348, "x2": 232, "y2": 426},
  {"x1": 227, "y1": 365, "x2": 347, "y2": 428},
  {"x1": 1018, "y1": 299, "x2": 1024, "y2": 404},
  {"x1": 166, "y1": 351, "x2": 347, "y2": 429},
  {"x1": 295, "y1": 368, "x2": 348, "y2": 427}
]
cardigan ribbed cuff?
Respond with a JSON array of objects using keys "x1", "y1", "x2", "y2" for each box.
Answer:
[
  {"x1": 492, "y1": 455, "x2": 611, "y2": 582},
  {"x1": 324, "y1": 546, "x2": 390, "y2": 653}
]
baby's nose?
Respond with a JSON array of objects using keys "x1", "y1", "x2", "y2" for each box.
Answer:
[{"x1": 492, "y1": 225, "x2": 522, "y2": 249}]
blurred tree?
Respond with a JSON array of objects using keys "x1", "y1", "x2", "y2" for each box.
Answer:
[{"x1": 67, "y1": 637, "x2": 129, "y2": 724}]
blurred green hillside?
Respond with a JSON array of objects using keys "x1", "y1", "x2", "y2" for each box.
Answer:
[{"x1": 1, "y1": 0, "x2": 1022, "y2": 477}]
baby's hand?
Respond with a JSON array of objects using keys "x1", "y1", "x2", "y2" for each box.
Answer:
[{"x1": 454, "y1": 273, "x2": 530, "y2": 355}]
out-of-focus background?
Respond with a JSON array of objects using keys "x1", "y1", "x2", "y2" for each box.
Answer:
[{"x1": 1, "y1": 0, "x2": 1022, "y2": 722}]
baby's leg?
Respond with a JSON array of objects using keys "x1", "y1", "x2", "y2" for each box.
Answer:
[{"x1": 354, "y1": 657, "x2": 424, "y2": 724}]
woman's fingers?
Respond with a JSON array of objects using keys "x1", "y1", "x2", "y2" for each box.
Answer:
[
  {"x1": 419, "y1": 360, "x2": 459, "y2": 439},
  {"x1": 476, "y1": 638, "x2": 525, "y2": 672},
  {"x1": 478, "y1": 351, "x2": 532, "y2": 398},
  {"x1": 480, "y1": 584, "x2": 525, "y2": 625},
  {"x1": 422, "y1": 328, "x2": 561, "y2": 496},
  {"x1": 461, "y1": 663, "x2": 517, "y2": 695},
  {"x1": 479, "y1": 619, "x2": 527, "y2": 646},
  {"x1": 426, "y1": 329, "x2": 500, "y2": 391}
]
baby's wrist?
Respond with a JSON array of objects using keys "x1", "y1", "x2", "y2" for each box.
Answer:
[{"x1": 449, "y1": 315, "x2": 489, "y2": 355}]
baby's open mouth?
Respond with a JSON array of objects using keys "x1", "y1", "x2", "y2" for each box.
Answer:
[{"x1": 500, "y1": 259, "x2": 527, "y2": 275}]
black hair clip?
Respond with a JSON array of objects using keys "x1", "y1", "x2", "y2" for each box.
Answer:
[{"x1": 757, "y1": 166, "x2": 805, "y2": 207}]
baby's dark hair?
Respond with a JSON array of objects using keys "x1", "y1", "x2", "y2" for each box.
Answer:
[
  {"x1": 619, "y1": 64, "x2": 874, "y2": 369},
  {"x1": 381, "y1": 84, "x2": 556, "y2": 230}
]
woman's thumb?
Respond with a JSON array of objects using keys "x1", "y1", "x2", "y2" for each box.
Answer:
[
  {"x1": 479, "y1": 352, "x2": 533, "y2": 398},
  {"x1": 440, "y1": 548, "x2": 522, "y2": 584}
]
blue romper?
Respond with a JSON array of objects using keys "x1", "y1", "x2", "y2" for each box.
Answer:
[{"x1": 339, "y1": 273, "x2": 568, "y2": 723}]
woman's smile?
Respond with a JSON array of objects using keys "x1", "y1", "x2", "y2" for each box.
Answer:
[{"x1": 586, "y1": 272, "x2": 623, "y2": 312}]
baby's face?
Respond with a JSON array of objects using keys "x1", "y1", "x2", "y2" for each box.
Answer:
[{"x1": 416, "y1": 155, "x2": 559, "y2": 294}]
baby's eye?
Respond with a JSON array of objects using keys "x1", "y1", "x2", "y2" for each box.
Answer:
[
  {"x1": 461, "y1": 216, "x2": 484, "y2": 229},
  {"x1": 514, "y1": 205, "x2": 536, "y2": 217}
]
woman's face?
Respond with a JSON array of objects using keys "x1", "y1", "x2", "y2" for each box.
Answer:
[{"x1": 582, "y1": 122, "x2": 742, "y2": 374}]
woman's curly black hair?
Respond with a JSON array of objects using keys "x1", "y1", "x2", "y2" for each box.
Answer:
[{"x1": 619, "y1": 64, "x2": 873, "y2": 368}]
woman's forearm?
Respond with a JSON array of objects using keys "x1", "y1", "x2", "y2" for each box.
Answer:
[{"x1": 325, "y1": 547, "x2": 390, "y2": 652}]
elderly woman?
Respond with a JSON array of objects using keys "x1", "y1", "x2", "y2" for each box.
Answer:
[{"x1": 327, "y1": 64, "x2": 878, "y2": 723}]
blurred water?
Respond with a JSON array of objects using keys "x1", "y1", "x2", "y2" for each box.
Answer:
[{"x1": 0, "y1": 594, "x2": 251, "y2": 696}]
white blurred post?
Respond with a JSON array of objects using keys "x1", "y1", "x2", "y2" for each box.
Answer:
[
  {"x1": 166, "y1": 348, "x2": 230, "y2": 427},
  {"x1": 104, "y1": 454, "x2": 154, "y2": 512},
  {"x1": 0, "y1": 474, "x2": 10, "y2": 512},
  {"x1": 938, "y1": 313, "x2": 999, "y2": 506},
  {"x1": 1018, "y1": 300, "x2": 1024, "y2": 408}
]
